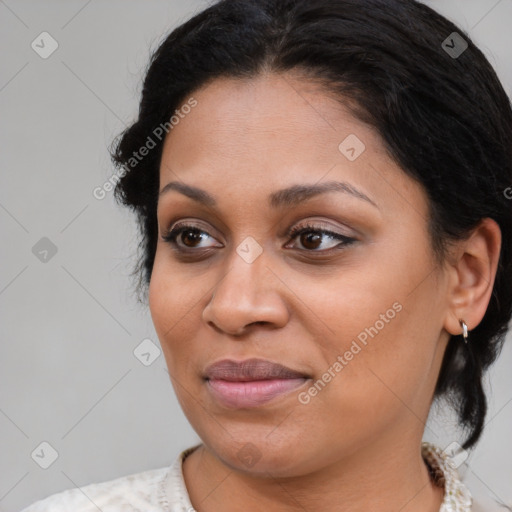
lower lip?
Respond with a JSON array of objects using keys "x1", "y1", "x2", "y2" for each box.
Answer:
[{"x1": 206, "y1": 378, "x2": 308, "y2": 408}]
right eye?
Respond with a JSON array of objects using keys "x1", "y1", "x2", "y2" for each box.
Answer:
[{"x1": 161, "y1": 223, "x2": 221, "y2": 251}]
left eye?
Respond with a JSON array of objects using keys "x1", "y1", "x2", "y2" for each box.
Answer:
[{"x1": 285, "y1": 224, "x2": 356, "y2": 252}]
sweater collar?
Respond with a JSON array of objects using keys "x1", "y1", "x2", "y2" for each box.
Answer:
[{"x1": 422, "y1": 442, "x2": 473, "y2": 511}]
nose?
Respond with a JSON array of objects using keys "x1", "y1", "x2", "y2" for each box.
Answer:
[{"x1": 201, "y1": 247, "x2": 290, "y2": 336}]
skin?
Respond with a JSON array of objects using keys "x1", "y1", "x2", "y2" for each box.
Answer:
[{"x1": 148, "y1": 71, "x2": 501, "y2": 512}]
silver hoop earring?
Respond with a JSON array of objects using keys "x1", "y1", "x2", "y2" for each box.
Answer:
[{"x1": 459, "y1": 319, "x2": 468, "y2": 344}]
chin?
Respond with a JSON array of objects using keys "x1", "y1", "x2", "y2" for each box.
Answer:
[{"x1": 204, "y1": 433, "x2": 312, "y2": 477}]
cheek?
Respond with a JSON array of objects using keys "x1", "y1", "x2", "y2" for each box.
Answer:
[
  {"x1": 315, "y1": 293, "x2": 438, "y2": 441},
  {"x1": 148, "y1": 266, "x2": 206, "y2": 418},
  {"x1": 148, "y1": 256, "x2": 201, "y2": 366},
  {"x1": 290, "y1": 319, "x2": 434, "y2": 459},
  {"x1": 149, "y1": 250, "x2": 203, "y2": 331},
  {"x1": 148, "y1": 259, "x2": 173, "y2": 340},
  {"x1": 293, "y1": 252, "x2": 437, "y2": 427}
]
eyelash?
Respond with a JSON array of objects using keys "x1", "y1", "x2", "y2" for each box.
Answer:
[{"x1": 161, "y1": 221, "x2": 357, "y2": 255}]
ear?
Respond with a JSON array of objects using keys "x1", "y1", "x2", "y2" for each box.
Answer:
[{"x1": 443, "y1": 218, "x2": 502, "y2": 337}]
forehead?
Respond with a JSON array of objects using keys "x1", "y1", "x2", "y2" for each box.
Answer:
[
  {"x1": 161, "y1": 72, "x2": 373, "y2": 166},
  {"x1": 158, "y1": 72, "x2": 428, "y2": 220}
]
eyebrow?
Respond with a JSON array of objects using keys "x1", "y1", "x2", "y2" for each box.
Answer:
[{"x1": 159, "y1": 180, "x2": 379, "y2": 210}]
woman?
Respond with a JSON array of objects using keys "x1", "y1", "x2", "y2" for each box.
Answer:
[{"x1": 21, "y1": 0, "x2": 512, "y2": 510}]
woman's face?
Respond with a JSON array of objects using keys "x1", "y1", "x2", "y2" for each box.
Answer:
[{"x1": 149, "y1": 72, "x2": 452, "y2": 476}]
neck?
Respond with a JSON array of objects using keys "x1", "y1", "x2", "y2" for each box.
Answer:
[{"x1": 182, "y1": 432, "x2": 445, "y2": 512}]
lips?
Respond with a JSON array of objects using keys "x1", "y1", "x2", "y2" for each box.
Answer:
[
  {"x1": 203, "y1": 358, "x2": 310, "y2": 408},
  {"x1": 203, "y1": 358, "x2": 309, "y2": 381}
]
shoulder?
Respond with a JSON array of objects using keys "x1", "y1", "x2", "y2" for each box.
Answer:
[{"x1": 19, "y1": 466, "x2": 170, "y2": 512}]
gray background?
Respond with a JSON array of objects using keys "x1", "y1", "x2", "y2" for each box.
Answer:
[{"x1": 1, "y1": 1, "x2": 511, "y2": 511}]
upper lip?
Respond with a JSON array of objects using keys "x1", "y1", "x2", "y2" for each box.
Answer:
[{"x1": 204, "y1": 358, "x2": 309, "y2": 382}]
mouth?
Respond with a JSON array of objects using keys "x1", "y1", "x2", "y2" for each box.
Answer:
[{"x1": 203, "y1": 358, "x2": 311, "y2": 408}]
